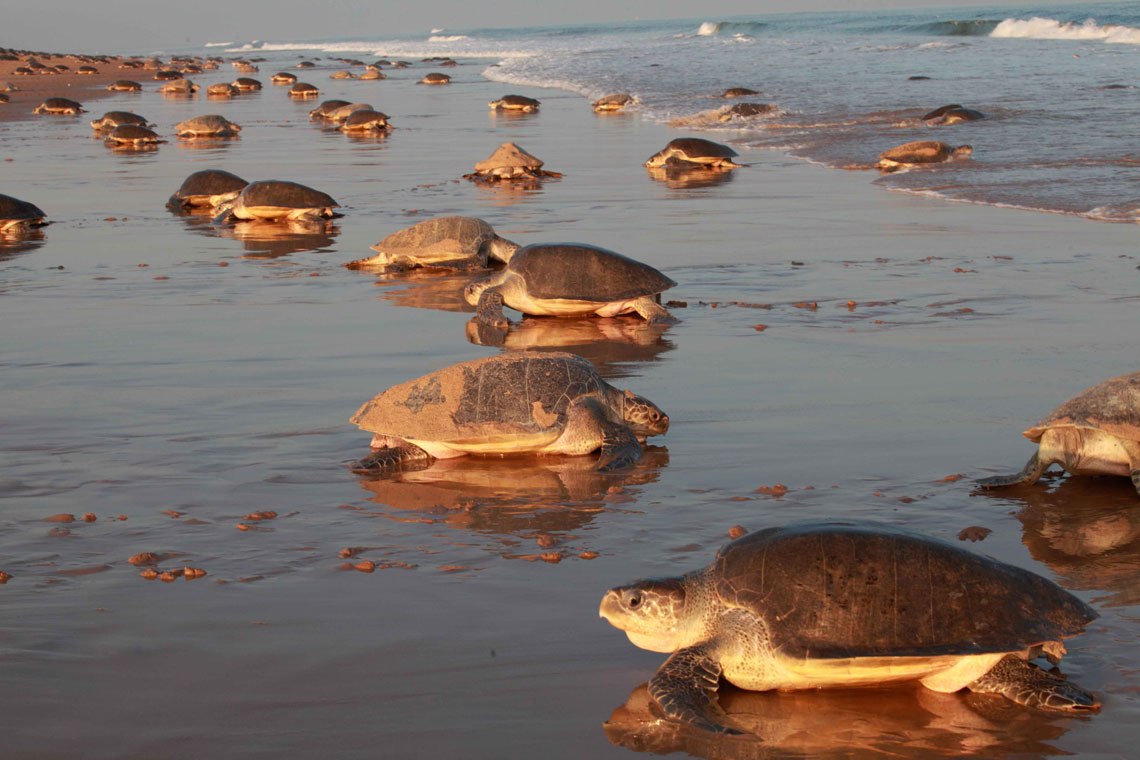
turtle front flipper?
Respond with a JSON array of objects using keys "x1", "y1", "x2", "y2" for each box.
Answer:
[
  {"x1": 630, "y1": 296, "x2": 679, "y2": 325},
  {"x1": 968, "y1": 654, "x2": 1099, "y2": 712},
  {"x1": 596, "y1": 421, "x2": 642, "y2": 472},
  {"x1": 648, "y1": 646, "x2": 741, "y2": 734},
  {"x1": 976, "y1": 452, "x2": 1052, "y2": 489},
  {"x1": 350, "y1": 444, "x2": 433, "y2": 474},
  {"x1": 474, "y1": 287, "x2": 511, "y2": 329}
]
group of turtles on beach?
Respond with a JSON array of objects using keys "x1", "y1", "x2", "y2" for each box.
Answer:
[{"x1": 2, "y1": 49, "x2": 1131, "y2": 739}]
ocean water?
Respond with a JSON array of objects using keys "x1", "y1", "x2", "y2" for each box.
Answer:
[{"x1": 199, "y1": 2, "x2": 1140, "y2": 223}]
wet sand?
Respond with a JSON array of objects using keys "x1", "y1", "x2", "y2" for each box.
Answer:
[{"x1": 2, "y1": 47, "x2": 1139, "y2": 759}]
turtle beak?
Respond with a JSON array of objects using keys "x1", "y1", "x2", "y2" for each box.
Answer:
[{"x1": 599, "y1": 589, "x2": 623, "y2": 623}]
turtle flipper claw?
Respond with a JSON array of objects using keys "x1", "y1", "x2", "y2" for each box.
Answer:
[{"x1": 648, "y1": 647, "x2": 739, "y2": 734}]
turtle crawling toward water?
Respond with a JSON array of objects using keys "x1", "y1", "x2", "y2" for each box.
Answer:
[
  {"x1": 0, "y1": 193, "x2": 48, "y2": 232},
  {"x1": 175, "y1": 114, "x2": 242, "y2": 138},
  {"x1": 592, "y1": 93, "x2": 634, "y2": 112},
  {"x1": 33, "y1": 97, "x2": 85, "y2": 115},
  {"x1": 212, "y1": 180, "x2": 340, "y2": 223},
  {"x1": 340, "y1": 109, "x2": 392, "y2": 133},
  {"x1": 464, "y1": 243, "x2": 677, "y2": 328},
  {"x1": 166, "y1": 169, "x2": 249, "y2": 211},
  {"x1": 346, "y1": 216, "x2": 519, "y2": 272},
  {"x1": 489, "y1": 94, "x2": 540, "y2": 112},
  {"x1": 877, "y1": 140, "x2": 972, "y2": 172},
  {"x1": 350, "y1": 351, "x2": 669, "y2": 473},
  {"x1": 978, "y1": 371, "x2": 1140, "y2": 496},
  {"x1": 104, "y1": 124, "x2": 163, "y2": 148},
  {"x1": 90, "y1": 111, "x2": 151, "y2": 131},
  {"x1": 645, "y1": 138, "x2": 741, "y2": 169},
  {"x1": 464, "y1": 142, "x2": 563, "y2": 183},
  {"x1": 600, "y1": 521, "x2": 1100, "y2": 734}
]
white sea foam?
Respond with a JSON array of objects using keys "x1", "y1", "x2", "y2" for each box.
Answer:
[
  {"x1": 697, "y1": 22, "x2": 721, "y2": 36},
  {"x1": 429, "y1": 35, "x2": 469, "y2": 42},
  {"x1": 991, "y1": 17, "x2": 1140, "y2": 44},
  {"x1": 203, "y1": 41, "x2": 234, "y2": 48}
]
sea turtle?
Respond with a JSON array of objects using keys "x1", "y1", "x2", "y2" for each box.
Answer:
[
  {"x1": 600, "y1": 521, "x2": 1100, "y2": 734},
  {"x1": 104, "y1": 124, "x2": 163, "y2": 147},
  {"x1": 232, "y1": 61, "x2": 258, "y2": 73},
  {"x1": 464, "y1": 243, "x2": 677, "y2": 327},
  {"x1": 33, "y1": 97, "x2": 85, "y2": 115},
  {"x1": 330, "y1": 70, "x2": 355, "y2": 80},
  {"x1": 207, "y1": 82, "x2": 239, "y2": 97},
  {"x1": 359, "y1": 68, "x2": 385, "y2": 80},
  {"x1": 153, "y1": 70, "x2": 183, "y2": 81},
  {"x1": 592, "y1": 93, "x2": 634, "y2": 112},
  {"x1": 718, "y1": 102, "x2": 778, "y2": 121},
  {"x1": 159, "y1": 78, "x2": 199, "y2": 94},
  {"x1": 324, "y1": 102, "x2": 373, "y2": 123},
  {"x1": 106, "y1": 79, "x2": 142, "y2": 92},
  {"x1": 349, "y1": 351, "x2": 669, "y2": 473},
  {"x1": 721, "y1": 87, "x2": 758, "y2": 98},
  {"x1": 309, "y1": 99, "x2": 350, "y2": 119},
  {"x1": 346, "y1": 216, "x2": 519, "y2": 272},
  {"x1": 978, "y1": 371, "x2": 1140, "y2": 496},
  {"x1": 0, "y1": 193, "x2": 48, "y2": 232},
  {"x1": 923, "y1": 104, "x2": 986, "y2": 125},
  {"x1": 340, "y1": 109, "x2": 392, "y2": 133},
  {"x1": 166, "y1": 169, "x2": 249, "y2": 211},
  {"x1": 877, "y1": 140, "x2": 972, "y2": 172},
  {"x1": 77, "y1": 65, "x2": 99, "y2": 75},
  {"x1": 232, "y1": 77, "x2": 262, "y2": 91},
  {"x1": 289, "y1": 82, "x2": 320, "y2": 98},
  {"x1": 489, "y1": 94, "x2": 540, "y2": 112},
  {"x1": 419, "y1": 72, "x2": 451, "y2": 85},
  {"x1": 272, "y1": 72, "x2": 297, "y2": 85},
  {"x1": 645, "y1": 138, "x2": 741, "y2": 169},
  {"x1": 296, "y1": 61, "x2": 316, "y2": 69},
  {"x1": 464, "y1": 142, "x2": 562, "y2": 182},
  {"x1": 89, "y1": 111, "x2": 151, "y2": 130},
  {"x1": 212, "y1": 180, "x2": 340, "y2": 223},
  {"x1": 175, "y1": 114, "x2": 242, "y2": 138},
  {"x1": 0, "y1": 94, "x2": 7, "y2": 104}
]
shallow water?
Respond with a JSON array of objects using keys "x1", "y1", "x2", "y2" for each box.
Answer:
[{"x1": 1, "y1": 56, "x2": 1139, "y2": 758}]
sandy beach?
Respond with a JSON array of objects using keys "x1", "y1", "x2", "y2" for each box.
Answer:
[{"x1": 2, "y1": 41, "x2": 1139, "y2": 760}]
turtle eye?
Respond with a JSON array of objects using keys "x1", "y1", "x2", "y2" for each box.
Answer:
[{"x1": 627, "y1": 592, "x2": 642, "y2": 609}]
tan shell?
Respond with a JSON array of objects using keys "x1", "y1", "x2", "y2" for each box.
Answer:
[
  {"x1": 474, "y1": 142, "x2": 544, "y2": 172},
  {"x1": 1024, "y1": 372, "x2": 1140, "y2": 442}
]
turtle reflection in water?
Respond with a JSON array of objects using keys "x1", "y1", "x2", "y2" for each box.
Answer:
[
  {"x1": 349, "y1": 351, "x2": 668, "y2": 473},
  {"x1": 600, "y1": 522, "x2": 1099, "y2": 734}
]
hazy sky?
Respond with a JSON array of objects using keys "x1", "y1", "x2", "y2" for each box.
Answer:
[{"x1": 5, "y1": 1, "x2": 1081, "y2": 54}]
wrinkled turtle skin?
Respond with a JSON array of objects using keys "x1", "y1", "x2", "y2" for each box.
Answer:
[
  {"x1": 349, "y1": 351, "x2": 668, "y2": 473},
  {"x1": 600, "y1": 521, "x2": 1100, "y2": 734}
]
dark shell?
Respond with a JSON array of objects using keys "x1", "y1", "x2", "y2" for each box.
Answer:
[
  {"x1": 240, "y1": 180, "x2": 338, "y2": 209},
  {"x1": 922, "y1": 104, "x2": 985, "y2": 122},
  {"x1": 168, "y1": 169, "x2": 249, "y2": 207},
  {"x1": 310, "y1": 99, "x2": 350, "y2": 118},
  {"x1": 665, "y1": 137, "x2": 737, "y2": 159},
  {"x1": 39, "y1": 97, "x2": 83, "y2": 111},
  {"x1": 495, "y1": 95, "x2": 540, "y2": 107},
  {"x1": 107, "y1": 125, "x2": 160, "y2": 142},
  {"x1": 724, "y1": 103, "x2": 777, "y2": 118},
  {"x1": 0, "y1": 193, "x2": 46, "y2": 221},
  {"x1": 342, "y1": 109, "x2": 390, "y2": 129},
  {"x1": 1026, "y1": 371, "x2": 1140, "y2": 441},
  {"x1": 509, "y1": 244, "x2": 676, "y2": 302},
  {"x1": 92, "y1": 111, "x2": 149, "y2": 128},
  {"x1": 879, "y1": 141, "x2": 953, "y2": 163},
  {"x1": 722, "y1": 87, "x2": 758, "y2": 98},
  {"x1": 108, "y1": 80, "x2": 142, "y2": 91},
  {"x1": 233, "y1": 77, "x2": 262, "y2": 89},
  {"x1": 710, "y1": 522, "x2": 1096, "y2": 659},
  {"x1": 351, "y1": 351, "x2": 611, "y2": 441}
]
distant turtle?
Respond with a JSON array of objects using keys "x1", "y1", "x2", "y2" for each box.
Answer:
[
  {"x1": 419, "y1": 72, "x2": 451, "y2": 85},
  {"x1": 324, "y1": 102, "x2": 373, "y2": 124},
  {"x1": 721, "y1": 87, "x2": 758, "y2": 98},
  {"x1": 159, "y1": 79, "x2": 199, "y2": 94},
  {"x1": 877, "y1": 140, "x2": 972, "y2": 172},
  {"x1": 464, "y1": 243, "x2": 677, "y2": 327},
  {"x1": 719, "y1": 102, "x2": 778, "y2": 121},
  {"x1": 77, "y1": 65, "x2": 99, "y2": 75},
  {"x1": 271, "y1": 72, "x2": 298, "y2": 85},
  {"x1": 232, "y1": 61, "x2": 258, "y2": 73},
  {"x1": 232, "y1": 77, "x2": 262, "y2": 91},
  {"x1": 592, "y1": 93, "x2": 634, "y2": 112},
  {"x1": 0, "y1": 93, "x2": 7, "y2": 104},
  {"x1": 289, "y1": 82, "x2": 320, "y2": 98},
  {"x1": 645, "y1": 137, "x2": 741, "y2": 168},
  {"x1": 978, "y1": 371, "x2": 1140, "y2": 496},
  {"x1": 33, "y1": 97, "x2": 85, "y2": 115},
  {"x1": 600, "y1": 521, "x2": 1100, "y2": 734},
  {"x1": 104, "y1": 124, "x2": 163, "y2": 147},
  {"x1": 489, "y1": 94, "x2": 540, "y2": 112},
  {"x1": 166, "y1": 169, "x2": 249, "y2": 211},
  {"x1": 330, "y1": 70, "x2": 355, "y2": 80},
  {"x1": 359, "y1": 69, "x2": 385, "y2": 80},
  {"x1": 175, "y1": 114, "x2": 242, "y2": 138},
  {"x1": 296, "y1": 61, "x2": 315, "y2": 69},
  {"x1": 464, "y1": 142, "x2": 562, "y2": 182},
  {"x1": 106, "y1": 79, "x2": 142, "y2": 92},
  {"x1": 346, "y1": 216, "x2": 519, "y2": 272},
  {"x1": 309, "y1": 99, "x2": 350, "y2": 119},
  {"x1": 89, "y1": 111, "x2": 150, "y2": 130},
  {"x1": 0, "y1": 193, "x2": 48, "y2": 232},
  {"x1": 349, "y1": 351, "x2": 669, "y2": 473},
  {"x1": 153, "y1": 70, "x2": 183, "y2": 81},
  {"x1": 207, "y1": 82, "x2": 239, "y2": 97},
  {"x1": 212, "y1": 180, "x2": 340, "y2": 223},
  {"x1": 340, "y1": 109, "x2": 392, "y2": 132},
  {"x1": 922, "y1": 103, "x2": 986, "y2": 125}
]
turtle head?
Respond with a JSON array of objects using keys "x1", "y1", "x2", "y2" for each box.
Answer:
[
  {"x1": 644, "y1": 150, "x2": 669, "y2": 168},
  {"x1": 463, "y1": 276, "x2": 494, "y2": 306},
  {"x1": 600, "y1": 578, "x2": 687, "y2": 652},
  {"x1": 621, "y1": 389, "x2": 669, "y2": 439},
  {"x1": 953, "y1": 144, "x2": 973, "y2": 158}
]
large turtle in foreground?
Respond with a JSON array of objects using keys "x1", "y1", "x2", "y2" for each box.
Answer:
[
  {"x1": 645, "y1": 138, "x2": 741, "y2": 169},
  {"x1": 345, "y1": 216, "x2": 519, "y2": 272},
  {"x1": 600, "y1": 521, "x2": 1099, "y2": 735},
  {"x1": 876, "y1": 140, "x2": 971, "y2": 172},
  {"x1": 0, "y1": 193, "x2": 48, "y2": 232},
  {"x1": 978, "y1": 371, "x2": 1140, "y2": 496},
  {"x1": 166, "y1": 169, "x2": 249, "y2": 211},
  {"x1": 212, "y1": 180, "x2": 340, "y2": 223},
  {"x1": 464, "y1": 243, "x2": 677, "y2": 327},
  {"x1": 349, "y1": 351, "x2": 669, "y2": 473}
]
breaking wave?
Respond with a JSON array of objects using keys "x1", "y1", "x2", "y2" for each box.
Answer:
[
  {"x1": 696, "y1": 20, "x2": 768, "y2": 36},
  {"x1": 990, "y1": 16, "x2": 1140, "y2": 43}
]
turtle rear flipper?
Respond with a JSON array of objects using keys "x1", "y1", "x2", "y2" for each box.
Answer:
[
  {"x1": 350, "y1": 443, "x2": 432, "y2": 474},
  {"x1": 976, "y1": 452, "x2": 1052, "y2": 489},
  {"x1": 648, "y1": 647, "x2": 741, "y2": 735},
  {"x1": 968, "y1": 654, "x2": 1100, "y2": 712}
]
